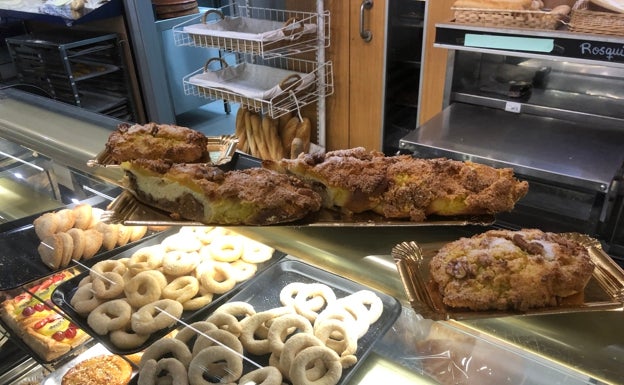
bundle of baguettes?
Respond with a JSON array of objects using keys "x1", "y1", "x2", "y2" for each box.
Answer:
[
  {"x1": 234, "y1": 107, "x2": 312, "y2": 161},
  {"x1": 452, "y1": 0, "x2": 543, "y2": 9}
]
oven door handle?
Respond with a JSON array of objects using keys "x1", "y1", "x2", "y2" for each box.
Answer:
[{"x1": 359, "y1": 0, "x2": 373, "y2": 42}]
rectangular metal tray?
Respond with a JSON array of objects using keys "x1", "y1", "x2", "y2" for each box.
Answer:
[
  {"x1": 129, "y1": 258, "x2": 402, "y2": 385},
  {"x1": 101, "y1": 188, "x2": 496, "y2": 228},
  {"x1": 51, "y1": 230, "x2": 285, "y2": 355},
  {"x1": 394, "y1": 233, "x2": 624, "y2": 320}
]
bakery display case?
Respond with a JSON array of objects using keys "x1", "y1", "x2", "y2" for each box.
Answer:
[{"x1": 0, "y1": 89, "x2": 622, "y2": 384}]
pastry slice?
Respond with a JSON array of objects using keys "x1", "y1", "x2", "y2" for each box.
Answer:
[{"x1": 121, "y1": 160, "x2": 322, "y2": 225}]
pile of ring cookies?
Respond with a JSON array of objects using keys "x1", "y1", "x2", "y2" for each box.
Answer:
[
  {"x1": 69, "y1": 226, "x2": 275, "y2": 351},
  {"x1": 136, "y1": 282, "x2": 383, "y2": 385},
  {"x1": 33, "y1": 203, "x2": 150, "y2": 269}
]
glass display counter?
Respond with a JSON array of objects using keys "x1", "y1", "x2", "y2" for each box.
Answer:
[{"x1": 0, "y1": 88, "x2": 621, "y2": 385}]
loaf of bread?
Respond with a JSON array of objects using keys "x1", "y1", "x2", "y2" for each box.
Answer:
[{"x1": 453, "y1": 0, "x2": 533, "y2": 9}]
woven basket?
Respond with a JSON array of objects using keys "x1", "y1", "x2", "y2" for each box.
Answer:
[
  {"x1": 570, "y1": 0, "x2": 624, "y2": 35},
  {"x1": 453, "y1": 7, "x2": 563, "y2": 29}
]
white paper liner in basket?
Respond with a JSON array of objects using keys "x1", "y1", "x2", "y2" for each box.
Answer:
[
  {"x1": 183, "y1": 9, "x2": 317, "y2": 43},
  {"x1": 188, "y1": 58, "x2": 315, "y2": 100}
]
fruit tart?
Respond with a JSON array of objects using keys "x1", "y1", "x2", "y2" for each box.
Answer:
[{"x1": 0, "y1": 270, "x2": 91, "y2": 362}]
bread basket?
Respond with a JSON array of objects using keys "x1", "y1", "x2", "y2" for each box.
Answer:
[
  {"x1": 452, "y1": 7, "x2": 565, "y2": 29},
  {"x1": 569, "y1": 0, "x2": 624, "y2": 35}
]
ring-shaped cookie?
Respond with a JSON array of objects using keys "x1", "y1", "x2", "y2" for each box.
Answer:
[
  {"x1": 279, "y1": 333, "x2": 324, "y2": 380},
  {"x1": 140, "y1": 338, "x2": 193, "y2": 369},
  {"x1": 347, "y1": 290, "x2": 383, "y2": 324},
  {"x1": 238, "y1": 366, "x2": 283, "y2": 385},
  {"x1": 138, "y1": 358, "x2": 188, "y2": 385},
  {"x1": 87, "y1": 299, "x2": 132, "y2": 335},
  {"x1": 289, "y1": 345, "x2": 342, "y2": 385},
  {"x1": 214, "y1": 301, "x2": 255, "y2": 321},
  {"x1": 110, "y1": 327, "x2": 150, "y2": 350},
  {"x1": 163, "y1": 276, "x2": 200, "y2": 303},
  {"x1": 208, "y1": 235, "x2": 243, "y2": 262},
  {"x1": 229, "y1": 260, "x2": 258, "y2": 282},
  {"x1": 175, "y1": 321, "x2": 218, "y2": 348},
  {"x1": 162, "y1": 232, "x2": 203, "y2": 253},
  {"x1": 199, "y1": 262, "x2": 236, "y2": 294},
  {"x1": 192, "y1": 328, "x2": 244, "y2": 357},
  {"x1": 90, "y1": 259, "x2": 126, "y2": 279},
  {"x1": 241, "y1": 238, "x2": 274, "y2": 264},
  {"x1": 70, "y1": 282, "x2": 103, "y2": 315},
  {"x1": 239, "y1": 308, "x2": 290, "y2": 356},
  {"x1": 279, "y1": 282, "x2": 324, "y2": 310},
  {"x1": 313, "y1": 318, "x2": 358, "y2": 358},
  {"x1": 131, "y1": 299, "x2": 183, "y2": 335},
  {"x1": 188, "y1": 346, "x2": 243, "y2": 385},
  {"x1": 205, "y1": 312, "x2": 242, "y2": 337},
  {"x1": 267, "y1": 313, "x2": 313, "y2": 355},
  {"x1": 124, "y1": 270, "x2": 163, "y2": 308},
  {"x1": 294, "y1": 283, "x2": 337, "y2": 322},
  {"x1": 127, "y1": 245, "x2": 165, "y2": 275},
  {"x1": 162, "y1": 250, "x2": 200, "y2": 276},
  {"x1": 91, "y1": 271, "x2": 125, "y2": 299}
]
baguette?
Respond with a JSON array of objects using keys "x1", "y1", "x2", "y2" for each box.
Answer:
[
  {"x1": 295, "y1": 117, "x2": 312, "y2": 153},
  {"x1": 281, "y1": 116, "x2": 300, "y2": 158},
  {"x1": 250, "y1": 112, "x2": 271, "y2": 160},
  {"x1": 262, "y1": 116, "x2": 284, "y2": 161},
  {"x1": 235, "y1": 107, "x2": 249, "y2": 153},
  {"x1": 453, "y1": 0, "x2": 532, "y2": 9}
]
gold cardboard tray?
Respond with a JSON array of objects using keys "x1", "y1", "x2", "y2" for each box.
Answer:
[
  {"x1": 86, "y1": 135, "x2": 239, "y2": 168},
  {"x1": 99, "y1": 189, "x2": 496, "y2": 228},
  {"x1": 393, "y1": 234, "x2": 624, "y2": 320}
]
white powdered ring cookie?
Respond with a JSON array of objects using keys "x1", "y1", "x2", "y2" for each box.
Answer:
[
  {"x1": 131, "y1": 299, "x2": 183, "y2": 335},
  {"x1": 140, "y1": 338, "x2": 192, "y2": 369},
  {"x1": 192, "y1": 328, "x2": 244, "y2": 356},
  {"x1": 138, "y1": 358, "x2": 187, "y2": 385},
  {"x1": 124, "y1": 270, "x2": 163, "y2": 308},
  {"x1": 214, "y1": 301, "x2": 256, "y2": 321},
  {"x1": 267, "y1": 313, "x2": 313, "y2": 355},
  {"x1": 163, "y1": 276, "x2": 200, "y2": 303},
  {"x1": 70, "y1": 282, "x2": 103, "y2": 315},
  {"x1": 239, "y1": 366, "x2": 283, "y2": 385},
  {"x1": 241, "y1": 237, "x2": 274, "y2": 264},
  {"x1": 208, "y1": 235, "x2": 244, "y2": 262},
  {"x1": 162, "y1": 232, "x2": 203, "y2": 252},
  {"x1": 91, "y1": 271, "x2": 125, "y2": 299},
  {"x1": 199, "y1": 262, "x2": 236, "y2": 294},
  {"x1": 188, "y1": 346, "x2": 243, "y2": 385},
  {"x1": 205, "y1": 312, "x2": 242, "y2": 337},
  {"x1": 162, "y1": 250, "x2": 200, "y2": 276},
  {"x1": 294, "y1": 283, "x2": 337, "y2": 322},
  {"x1": 229, "y1": 259, "x2": 258, "y2": 282},
  {"x1": 279, "y1": 333, "x2": 324, "y2": 380},
  {"x1": 127, "y1": 244, "x2": 165, "y2": 274},
  {"x1": 87, "y1": 299, "x2": 132, "y2": 335},
  {"x1": 289, "y1": 345, "x2": 342, "y2": 385},
  {"x1": 110, "y1": 327, "x2": 150, "y2": 350}
]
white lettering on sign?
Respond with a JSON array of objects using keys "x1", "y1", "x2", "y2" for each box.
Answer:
[{"x1": 579, "y1": 42, "x2": 624, "y2": 61}]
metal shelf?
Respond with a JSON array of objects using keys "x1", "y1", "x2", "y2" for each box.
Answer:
[{"x1": 435, "y1": 22, "x2": 624, "y2": 67}]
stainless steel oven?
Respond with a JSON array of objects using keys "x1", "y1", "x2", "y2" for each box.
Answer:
[{"x1": 400, "y1": 23, "x2": 624, "y2": 266}]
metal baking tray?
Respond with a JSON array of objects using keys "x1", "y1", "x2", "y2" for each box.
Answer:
[
  {"x1": 393, "y1": 233, "x2": 624, "y2": 320},
  {"x1": 100, "y1": 188, "x2": 496, "y2": 228},
  {"x1": 129, "y1": 258, "x2": 402, "y2": 385},
  {"x1": 0, "y1": 268, "x2": 94, "y2": 366},
  {"x1": 51, "y1": 229, "x2": 286, "y2": 355},
  {"x1": 0, "y1": 201, "x2": 162, "y2": 292},
  {"x1": 86, "y1": 134, "x2": 239, "y2": 168}
]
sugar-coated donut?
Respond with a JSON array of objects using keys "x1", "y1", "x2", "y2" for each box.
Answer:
[
  {"x1": 56, "y1": 208, "x2": 76, "y2": 232},
  {"x1": 87, "y1": 299, "x2": 132, "y2": 335},
  {"x1": 116, "y1": 225, "x2": 132, "y2": 247},
  {"x1": 110, "y1": 327, "x2": 150, "y2": 350},
  {"x1": 188, "y1": 346, "x2": 243, "y2": 385},
  {"x1": 138, "y1": 358, "x2": 188, "y2": 385},
  {"x1": 129, "y1": 225, "x2": 148, "y2": 242},
  {"x1": 199, "y1": 262, "x2": 236, "y2": 294},
  {"x1": 267, "y1": 313, "x2": 313, "y2": 355},
  {"x1": 70, "y1": 282, "x2": 103, "y2": 315},
  {"x1": 124, "y1": 270, "x2": 163, "y2": 308},
  {"x1": 289, "y1": 345, "x2": 342, "y2": 385},
  {"x1": 229, "y1": 260, "x2": 258, "y2": 282},
  {"x1": 91, "y1": 271, "x2": 125, "y2": 299},
  {"x1": 140, "y1": 338, "x2": 192, "y2": 369},
  {"x1": 174, "y1": 321, "x2": 218, "y2": 348},
  {"x1": 72, "y1": 203, "x2": 93, "y2": 230},
  {"x1": 127, "y1": 245, "x2": 165, "y2": 275},
  {"x1": 131, "y1": 299, "x2": 183, "y2": 335},
  {"x1": 238, "y1": 366, "x2": 282, "y2": 385},
  {"x1": 191, "y1": 328, "x2": 244, "y2": 356},
  {"x1": 241, "y1": 237, "x2": 274, "y2": 264},
  {"x1": 208, "y1": 235, "x2": 243, "y2": 262},
  {"x1": 67, "y1": 228, "x2": 86, "y2": 261},
  {"x1": 33, "y1": 212, "x2": 60, "y2": 240},
  {"x1": 162, "y1": 232, "x2": 203, "y2": 253},
  {"x1": 279, "y1": 333, "x2": 324, "y2": 381},
  {"x1": 163, "y1": 276, "x2": 200, "y2": 304},
  {"x1": 162, "y1": 250, "x2": 200, "y2": 276},
  {"x1": 81, "y1": 229, "x2": 104, "y2": 259},
  {"x1": 96, "y1": 222, "x2": 120, "y2": 251}
]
